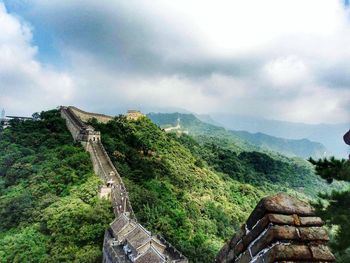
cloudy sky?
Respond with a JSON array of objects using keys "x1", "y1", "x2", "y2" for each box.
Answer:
[{"x1": 0, "y1": 0, "x2": 349, "y2": 124}]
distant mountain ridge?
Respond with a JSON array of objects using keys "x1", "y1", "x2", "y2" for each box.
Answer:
[
  {"x1": 147, "y1": 112, "x2": 328, "y2": 159},
  {"x1": 211, "y1": 113, "x2": 348, "y2": 158}
]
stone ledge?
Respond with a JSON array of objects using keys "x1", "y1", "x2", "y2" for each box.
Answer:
[
  {"x1": 260, "y1": 244, "x2": 335, "y2": 263},
  {"x1": 232, "y1": 215, "x2": 325, "y2": 257},
  {"x1": 246, "y1": 193, "x2": 315, "y2": 229}
]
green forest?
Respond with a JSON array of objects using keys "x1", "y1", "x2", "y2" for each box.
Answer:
[
  {"x1": 0, "y1": 110, "x2": 113, "y2": 262},
  {"x1": 0, "y1": 109, "x2": 348, "y2": 263},
  {"x1": 89, "y1": 115, "x2": 333, "y2": 262}
]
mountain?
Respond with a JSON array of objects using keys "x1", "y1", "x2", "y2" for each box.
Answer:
[
  {"x1": 147, "y1": 112, "x2": 328, "y2": 159},
  {"x1": 210, "y1": 113, "x2": 349, "y2": 158},
  {"x1": 0, "y1": 109, "x2": 337, "y2": 263},
  {"x1": 89, "y1": 114, "x2": 331, "y2": 263},
  {"x1": 232, "y1": 130, "x2": 327, "y2": 159}
]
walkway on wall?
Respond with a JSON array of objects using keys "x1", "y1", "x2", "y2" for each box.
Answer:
[{"x1": 60, "y1": 106, "x2": 187, "y2": 263}]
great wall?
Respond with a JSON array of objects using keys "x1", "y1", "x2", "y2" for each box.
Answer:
[
  {"x1": 60, "y1": 106, "x2": 335, "y2": 263},
  {"x1": 60, "y1": 106, "x2": 187, "y2": 263}
]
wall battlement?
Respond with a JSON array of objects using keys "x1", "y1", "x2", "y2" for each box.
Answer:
[{"x1": 215, "y1": 193, "x2": 335, "y2": 263}]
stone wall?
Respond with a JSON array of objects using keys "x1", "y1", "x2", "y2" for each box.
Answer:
[
  {"x1": 215, "y1": 193, "x2": 335, "y2": 263},
  {"x1": 60, "y1": 107, "x2": 82, "y2": 141},
  {"x1": 69, "y1": 106, "x2": 114, "y2": 124}
]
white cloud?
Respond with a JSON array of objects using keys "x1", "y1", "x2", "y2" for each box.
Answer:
[
  {"x1": 263, "y1": 56, "x2": 310, "y2": 88},
  {"x1": 2, "y1": 0, "x2": 350, "y2": 124},
  {"x1": 0, "y1": 3, "x2": 73, "y2": 116}
]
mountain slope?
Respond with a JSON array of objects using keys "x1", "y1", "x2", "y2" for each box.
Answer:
[
  {"x1": 0, "y1": 110, "x2": 113, "y2": 262},
  {"x1": 233, "y1": 130, "x2": 327, "y2": 159},
  {"x1": 147, "y1": 112, "x2": 328, "y2": 159},
  {"x1": 89, "y1": 115, "x2": 330, "y2": 263}
]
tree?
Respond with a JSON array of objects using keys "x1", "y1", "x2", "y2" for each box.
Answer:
[{"x1": 309, "y1": 157, "x2": 350, "y2": 262}]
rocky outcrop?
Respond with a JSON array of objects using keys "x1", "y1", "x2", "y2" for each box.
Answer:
[{"x1": 215, "y1": 193, "x2": 335, "y2": 263}]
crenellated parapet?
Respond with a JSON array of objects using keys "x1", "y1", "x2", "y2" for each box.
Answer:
[{"x1": 215, "y1": 193, "x2": 335, "y2": 263}]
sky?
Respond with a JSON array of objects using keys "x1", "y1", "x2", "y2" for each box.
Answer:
[{"x1": 0, "y1": 0, "x2": 349, "y2": 124}]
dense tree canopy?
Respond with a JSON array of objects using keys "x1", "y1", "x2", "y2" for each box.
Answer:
[
  {"x1": 90, "y1": 116, "x2": 329, "y2": 262},
  {"x1": 0, "y1": 110, "x2": 113, "y2": 263},
  {"x1": 0, "y1": 110, "x2": 337, "y2": 263}
]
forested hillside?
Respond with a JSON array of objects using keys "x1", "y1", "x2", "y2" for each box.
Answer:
[
  {"x1": 148, "y1": 112, "x2": 328, "y2": 159},
  {"x1": 0, "y1": 110, "x2": 336, "y2": 263},
  {"x1": 0, "y1": 110, "x2": 113, "y2": 262},
  {"x1": 89, "y1": 115, "x2": 330, "y2": 262}
]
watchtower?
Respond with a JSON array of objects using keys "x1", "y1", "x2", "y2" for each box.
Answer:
[{"x1": 126, "y1": 110, "x2": 144, "y2": 121}]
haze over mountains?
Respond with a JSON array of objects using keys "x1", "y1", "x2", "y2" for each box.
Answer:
[
  {"x1": 148, "y1": 112, "x2": 329, "y2": 159},
  {"x1": 209, "y1": 113, "x2": 348, "y2": 158}
]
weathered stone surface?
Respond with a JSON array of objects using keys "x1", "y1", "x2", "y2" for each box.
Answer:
[
  {"x1": 310, "y1": 245, "x2": 336, "y2": 261},
  {"x1": 234, "y1": 240, "x2": 244, "y2": 257},
  {"x1": 216, "y1": 193, "x2": 335, "y2": 263},
  {"x1": 299, "y1": 216, "x2": 324, "y2": 226},
  {"x1": 247, "y1": 193, "x2": 315, "y2": 229},
  {"x1": 267, "y1": 214, "x2": 295, "y2": 225},
  {"x1": 263, "y1": 244, "x2": 313, "y2": 263},
  {"x1": 235, "y1": 250, "x2": 251, "y2": 263},
  {"x1": 242, "y1": 216, "x2": 269, "y2": 247},
  {"x1": 230, "y1": 225, "x2": 246, "y2": 248},
  {"x1": 298, "y1": 226, "x2": 329, "y2": 241},
  {"x1": 250, "y1": 225, "x2": 299, "y2": 256}
]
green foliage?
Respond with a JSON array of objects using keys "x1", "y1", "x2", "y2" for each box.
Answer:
[
  {"x1": 90, "y1": 115, "x2": 327, "y2": 262},
  {"x1": 310, "y1": 157, "x2": 350, "y2": 262},
  {"x1": 177, "y1": 134, "x2": 327, "y2": 196},
  {"x1": 0, "y1": 225, "x2": 49, "y2": 263},
  {"x1": 309, "y1": 157, "x2": 350, "y2": 183},
  {"x1": 148, "y1": 112, "x2": 328, "y2": 158},
  {"x1": 0, "y1": 110, "x2": 114, "y2": 262}
]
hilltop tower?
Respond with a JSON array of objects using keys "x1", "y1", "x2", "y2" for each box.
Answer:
[{"x1": 126, "y1": 110, "x2": 144, "y2": 120}]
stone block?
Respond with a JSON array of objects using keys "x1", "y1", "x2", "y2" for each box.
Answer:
[
  {"x1": 234, "y1": 240, "x2": 244, "y2": 257},
  {"x1": 230, "y1": 226, "x2": 246, "y2": 248},
  {"x1": 310, "y1": 244, "x2": 336, "y2": 261},
  {"x1": 235, "y1": 250, "x2": 251, "y2": 263},
  {"x1": 263, "y1": 244, "x2": 313, "y2": 263},
  {"x1": 267, "y1": 214, "x2": 295, "y2": 225},
  {"x1": 246, "y1": 193, "x2": 315, "y2": 229},
  {"x1": 298, "y1": 226, "x2": 329, "y2": 241},
  {"x1": 242, "y1": 216, "x2": 269, "y2": 247},
  {"x1": 299, "y1": 216, "x2": 324, "y2": 226},
  {"x1": 251, "y1": 225, "x2": 299, "y2": 256}
]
